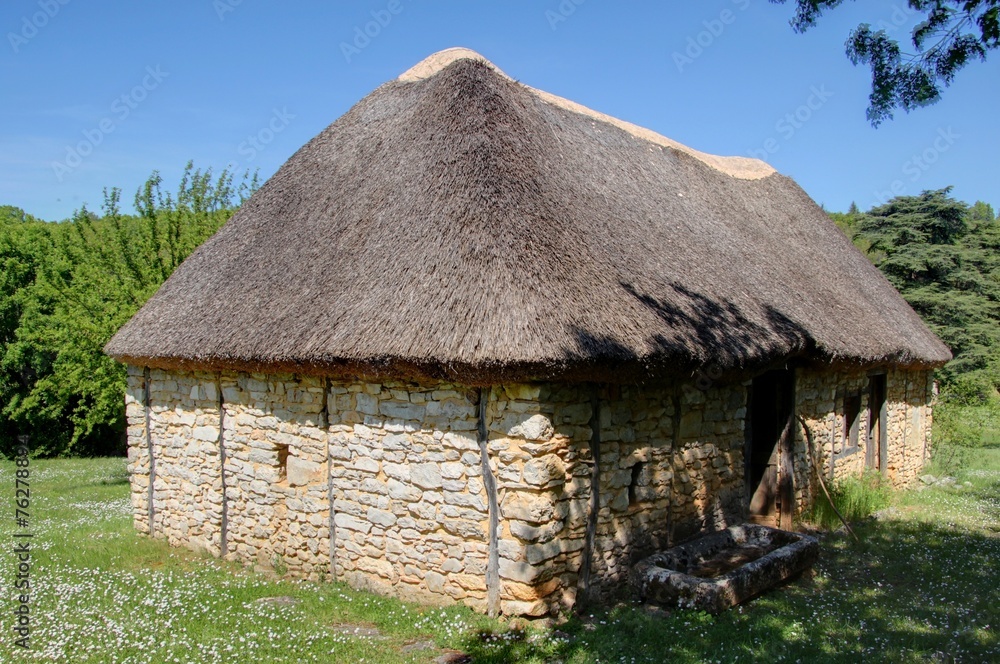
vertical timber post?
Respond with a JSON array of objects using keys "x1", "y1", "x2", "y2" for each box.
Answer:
[
  {"x1": 671, "y1": 392, "x2": 683, "y2": 544},
  {"x1": 902, "y1": 373, "x2": 910, "y2": 472},
  {"x1": 217, "y1": 374, "x2": 229, "y2": 557},
  {"x1": 143, "y1": 366, "x2": 156, "y2": 534},
  {"x1": 478, "y1": 388, "x2": 500, "y2": 617},
  {"x1": 778, "y1": 371, "x2": 796, "y2": 529},
  {"x1": 579, "y1": 385, "x2": 601, "y2": 603},
  {"x1": 322, "y1": 377, "x2": 337, "y2": 580},
  {"x1": 923, "y1": 371, "x2": 931, "y2": 462}
]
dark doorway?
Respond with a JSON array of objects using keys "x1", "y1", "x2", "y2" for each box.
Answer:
[
  {"x1": 866, "y1": 373, "x2": 888, "y2": 472},
  {"x1": 746, "y1": 369, "x2": 796, "y2": 528}
]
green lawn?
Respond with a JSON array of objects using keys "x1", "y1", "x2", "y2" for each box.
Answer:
[{"x1": 0, "y1": 446, "x2": 997, "y2": 663}]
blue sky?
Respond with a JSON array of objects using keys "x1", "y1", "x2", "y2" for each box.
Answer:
[{"x1": 1, "y1": 0, "x2": 997, "y2": 221}]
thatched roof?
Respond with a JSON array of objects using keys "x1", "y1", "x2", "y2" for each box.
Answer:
[{"x1": 105, "y1": 48, "x2": 951, "y2": 384}]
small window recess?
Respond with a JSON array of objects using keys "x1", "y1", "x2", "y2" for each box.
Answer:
[
  {"x1": 844, "y1": 392, "x2": 862, "y2": 449},
  {"x1": 628, "y1": 462, "x2": 644, "y2": 506},
  {"x1": 275, "y1": 443, "x2": 290, "y2": 482}
]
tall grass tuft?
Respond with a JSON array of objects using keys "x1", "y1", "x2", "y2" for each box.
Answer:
[{"x1": 811, "y1": 471, "x2": 892, "y2": 530}]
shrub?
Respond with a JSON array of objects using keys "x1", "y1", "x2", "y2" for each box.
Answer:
[
  {"x1": 930, "y1": 400, "x2": 1000, "y2": 474},
  {"x1": 811, "y1": 471, "x2": 892, "y2": 530}
]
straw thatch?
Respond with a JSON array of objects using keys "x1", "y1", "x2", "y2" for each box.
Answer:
[{"x1": 105, "y1": 48, "x2": 951, "y2": 384}]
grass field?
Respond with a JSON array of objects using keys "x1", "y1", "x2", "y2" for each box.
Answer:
[{"x1": 0, "y1": 443, "x2": 996, "y2": 662}]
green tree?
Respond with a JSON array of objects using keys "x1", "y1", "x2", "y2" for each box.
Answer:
[
  {"x1": 773, "y1": 0, "x2": 1000, "y2": 125},
  {"x1": 0, "y1": 164, "x2": 256, "y2": 457},
  {"x1": 851, "y1": 188, "x2": 1000, "y2": 402},
  {"x1": 969, "y1": 200, "x2": 996, "y2": 222}
]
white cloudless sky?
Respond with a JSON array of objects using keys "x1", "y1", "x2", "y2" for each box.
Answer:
[{"x1": 1, "y1": 0, "x2": 996, "y2": 221}]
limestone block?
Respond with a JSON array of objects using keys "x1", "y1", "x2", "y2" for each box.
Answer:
[
  {"x1": 426, "y1": 399, "x2": 472, "y2": 418},
  {"x1": 354, "y1": 457, "x2": 380, "y2": 474},
  {"x1": 609, "y1": 490, "x2": 630, "y2": 512},
  {"x1": 679, "y1": 411, "x2": 703, "y2": 439},
  {"x1": 509, "y1": 520, "x2": 562, "y2": 544},
  {"x1": 335, "y1": 513, "x2": 372, "y2": 534},
  {"x1": 504, "y1": 384, "x2": 541, "y2": 401},
  {"x1": 382, "y1": 433, "x2": 410, "y2": 451},
  {"x1": 357, "y1": 557, "x2": 394, "y2": 579},
  {"x1": 522, "y1": 455, "x2": 566, "y2": 487},
  {"x1": 501, "y1": 492, "x2": 556, "y2": 524},
  {"x1": 360, "y1": 478, "x2": 388, "y2": 495},
  {"x1": 443, "y1": 490, "x2": 486, "y2": 512},
  {"x1": 441, "y1": 559, "x2": 463, "y2": 573},
  {"x1": 193, "y1": 426, "x2": 219, "y2": 442},
  {"x1": 443, "y1": 432, "x2": 478, "y2": 451},
  {"x1": 502, "y1": 413, "x2": 554, "y2": 441},
  {"x1": 555, "y1": 403, "x2": 591, "y2": 426},
  {"x1": 367, "y1": 508, "x2": 397, "y2": 528},
  {"x1": 379, "y1": 401, "x2": 425, "y2": 421},
  {"x1": 498, "y1": 559, "x2": 545, "y2": 584},
  {"x1": 424, "y1": 571, "x2": 446, "y2": 593},
  {"x1": 387, "y1": 478, "x2": 422, "y2": 502},
  {"x1": 441, "y1": 479, "x2": 467, "y2": 493},
  {"x1": 525, "y1": 537, "x2": 586, "y2": 565},
  {"x1": 355, "y1": 392, "x2": 379, "y2": 415},
  {"x1": 408, "y1": 501, "x2": 437, "y2": 520},
  {"x1": 287, "y1": 456, "x2": 324, "y2": 487},
  {"x1": 442, "y1": 519, "x2": 485, "y2": 540},
  {"x1": 411, "y1": 463, "x2": 443, "y2": 489},
  {"x1": 440, "y1": 462, "x2": 465, "y2": 480},
  {"x1": 249, "y1": 448, "x2": 275, "y2": 465}
]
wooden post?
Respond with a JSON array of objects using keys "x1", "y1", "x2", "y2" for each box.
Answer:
[
  {"x1": 778, "y1": 370, "x2": 796, "y2": 529},
  {"x1": 322, "y1": 377, "x2": 337, "y2": 581},
  {"x1": 477, "y1": 388, "x2": 500, "y2": 617},
  {"x1": 670, "y1": 392, "x2": 682, "y2": 546},
  {"x1": 579, "y1": 385, "x2": 601, "y2": 603},
  {"x1": 217, "y1": 374, "x2": 229, "y2": 557},
  {"x1": 143, "y1": 366, "x2": 156, "y2": 534}
]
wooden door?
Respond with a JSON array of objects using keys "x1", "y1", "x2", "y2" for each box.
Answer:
[
  {"x1": 866, "y1": 373, "x2": 888, "y2": 472},
  {"x1": 746, "y1": 369, "x2": 795, "y2": 528}
]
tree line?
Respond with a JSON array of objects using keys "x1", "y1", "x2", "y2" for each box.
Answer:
[
  {"x1": 0, "y1": 169, "x2": 996, "y2": 457},
  {"x1": 832, "y1": 188, "x2": 1000, "y2": 403},
  {"x1": 0, "y1": 164, "x2": 255, "y2": 457}
]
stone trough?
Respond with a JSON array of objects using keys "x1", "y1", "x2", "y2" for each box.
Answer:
[{"x1": 630, "y1": 524, "x2": 819, "y2": 613}]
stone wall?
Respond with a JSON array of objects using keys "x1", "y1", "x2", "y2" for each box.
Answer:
[
  {"x1": 326, "y1": 382, "x2": 490, "y2": 610},
  {"x1": 794, "y1": 367, "x2": 934, "y2": 515},
  {"x1": 125, "y1": 366, "x2": 225, "y2": 553},
  {"x1": 125, "y1": 363, "x2": 932, "y2": 616}
]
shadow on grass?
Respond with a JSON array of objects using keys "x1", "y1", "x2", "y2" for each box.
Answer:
[{"x1": 460, "y1": 517, "x2": 999, "y2": 663}]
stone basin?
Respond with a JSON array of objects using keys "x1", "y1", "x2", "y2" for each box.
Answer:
[{"x1": 630, "y1": 524, "x2": 819, "y2": 613}]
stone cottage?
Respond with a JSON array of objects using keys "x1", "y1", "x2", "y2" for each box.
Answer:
[{"x1": 105, "y1": 48, "x2": 951, "y2": 617}]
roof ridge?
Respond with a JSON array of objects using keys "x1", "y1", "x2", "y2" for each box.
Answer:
[{"x1": 398, "y1": 48, "x2": 775, "y2": 181}]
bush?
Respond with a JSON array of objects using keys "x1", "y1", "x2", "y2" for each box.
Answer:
[
  {"x1": 811, "y1": 471, "x2": 892, "y2": 530},
  {"x1": 930, "y1": 400, "x2": 1000, "y2": 474}
]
